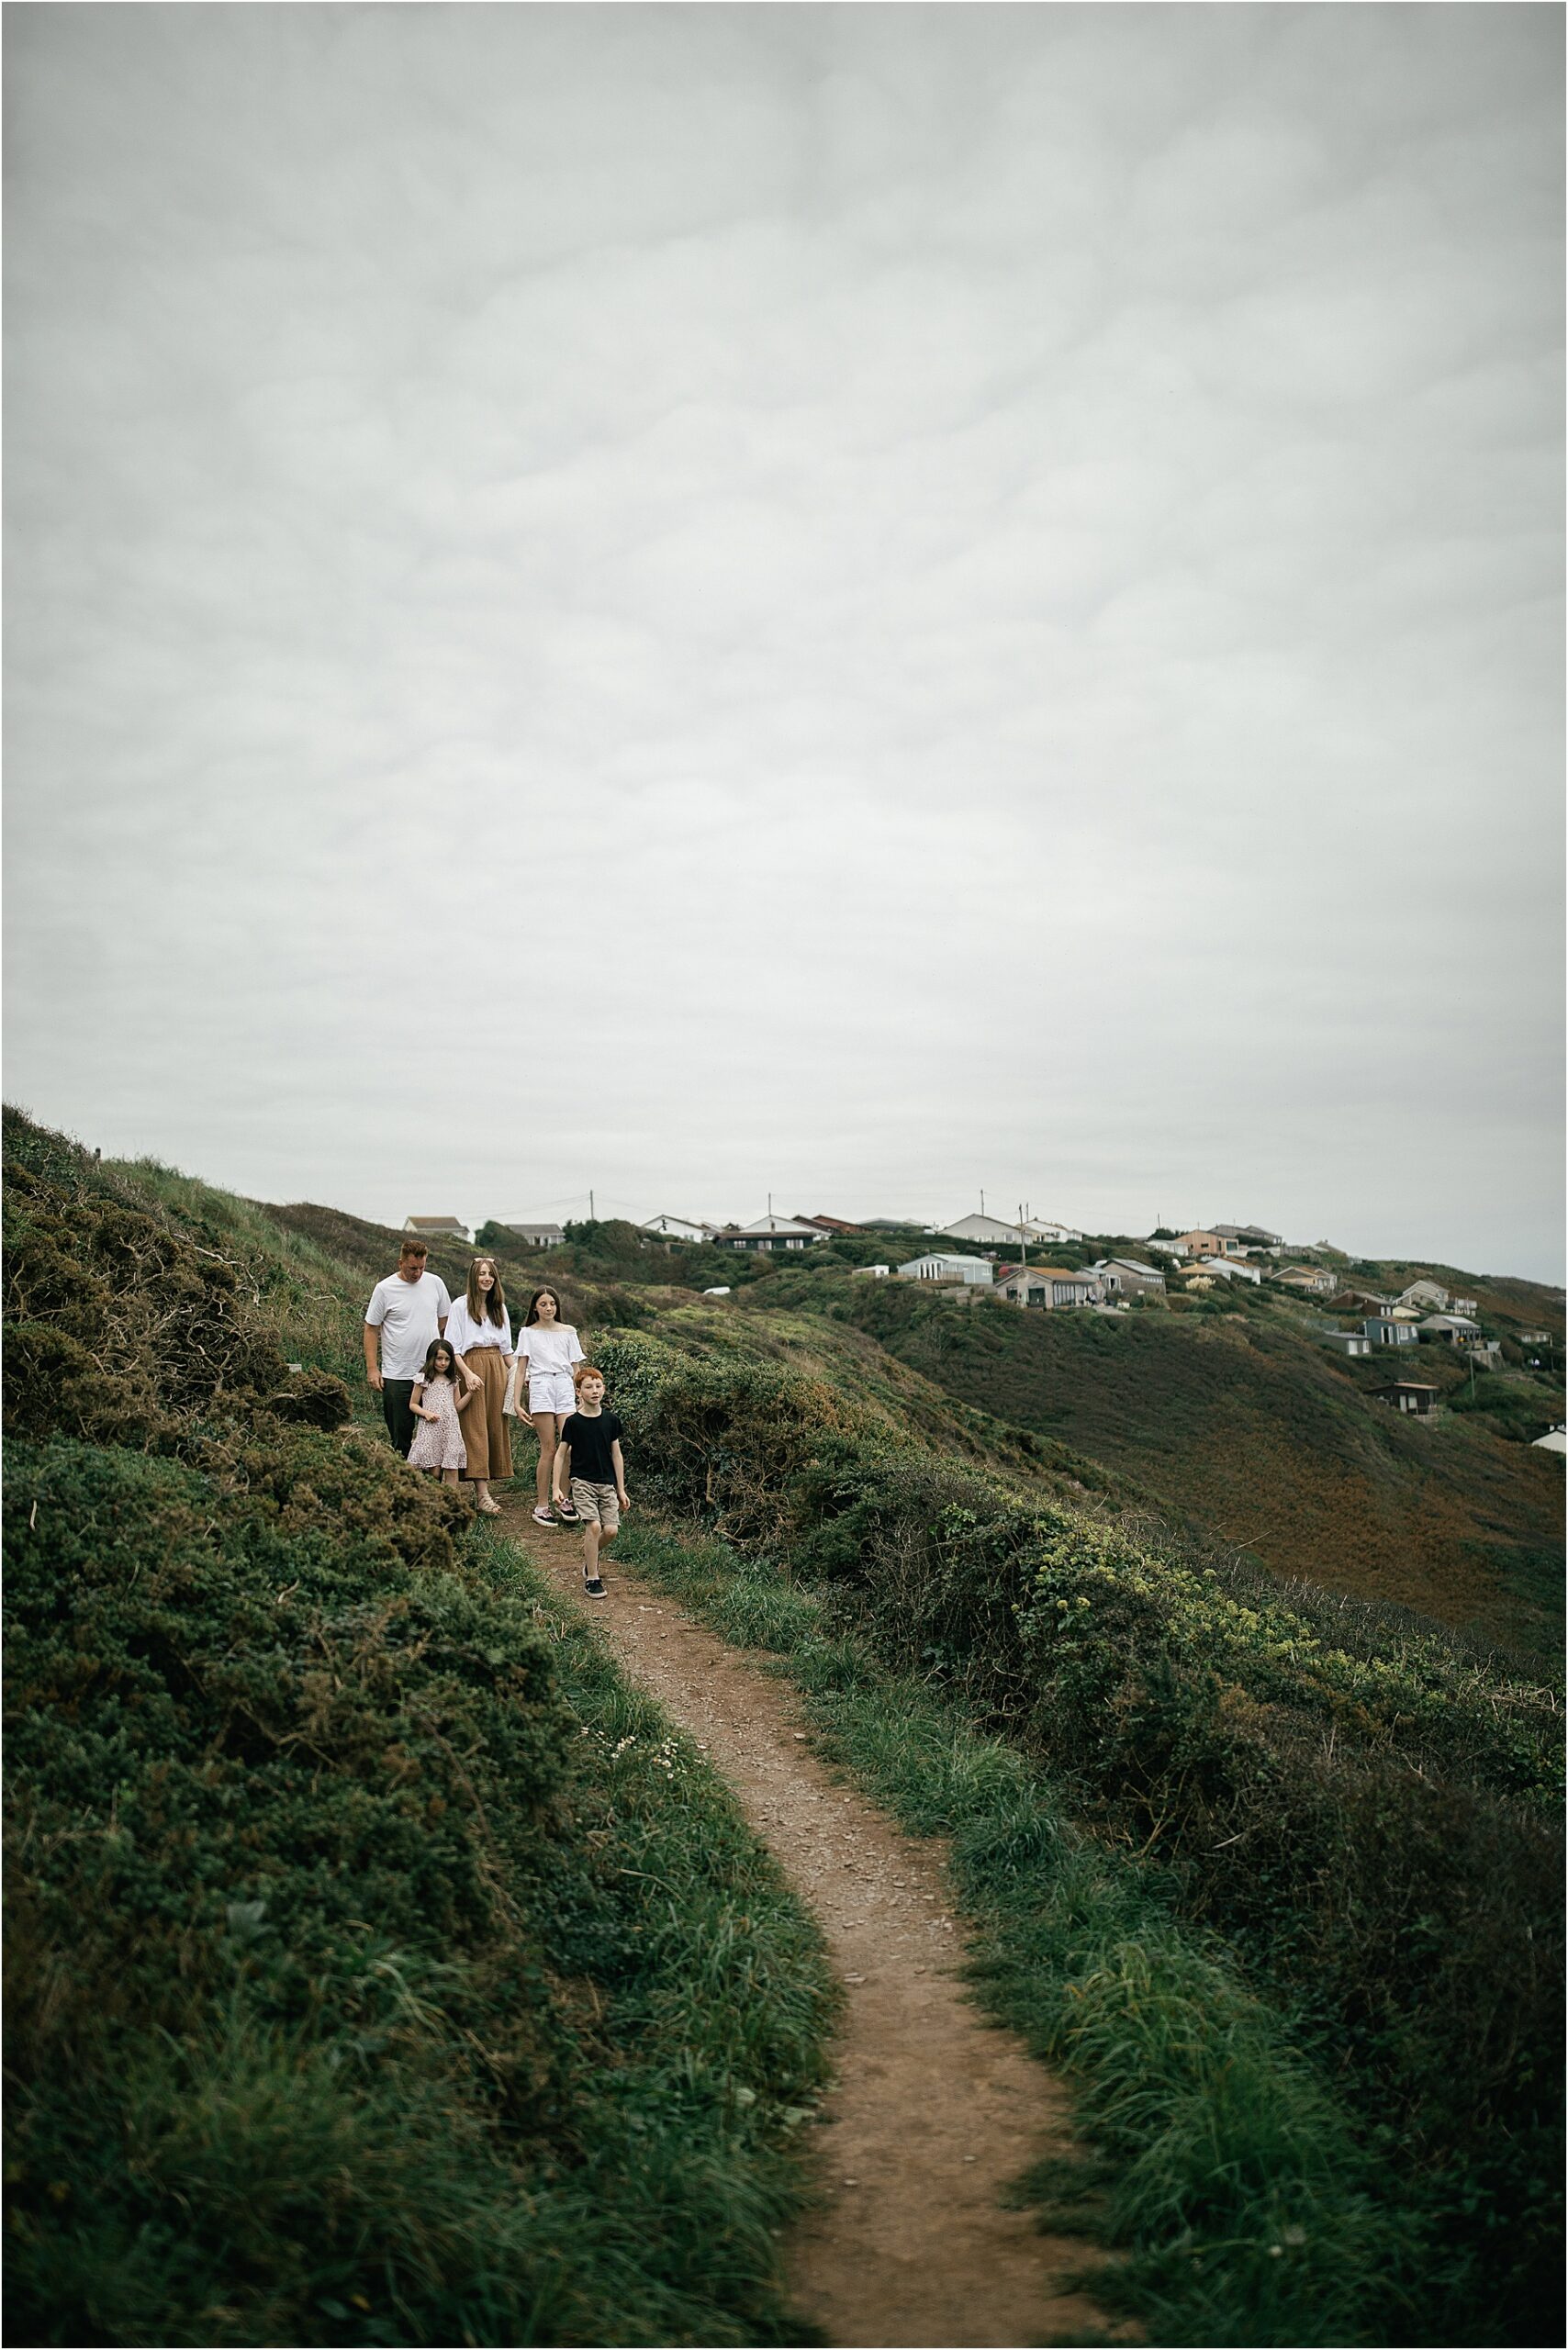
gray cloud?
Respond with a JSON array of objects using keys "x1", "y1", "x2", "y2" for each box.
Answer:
[{"x1": 5, "y1": 4, "x2": 1562, "y2": 1270}]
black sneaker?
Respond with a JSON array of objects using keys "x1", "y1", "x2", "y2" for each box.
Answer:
[{"x1": 583, "y1": 1575, "x2": 608, "y2": 1599}]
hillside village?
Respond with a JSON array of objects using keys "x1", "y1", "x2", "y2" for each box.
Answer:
[{"x1": 404, "y1": 1203, "x2": 1563, "y2": 1443}]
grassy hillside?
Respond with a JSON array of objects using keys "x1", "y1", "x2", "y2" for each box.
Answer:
[
  {"x1": 13, "y1": 1136, "x2": 1559, "y2": 2343},
  {"x1": 584, "y1": 1321, "x2": 1562, "y2": 2344},
  {"x1": 3, "y1": 1116, "x2": 838, "y2": 2347},
  {"x1": 828, "y1": 1270, "x2": 1563, "y2": 1659}
]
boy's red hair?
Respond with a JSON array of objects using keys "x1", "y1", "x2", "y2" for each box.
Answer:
[{"x1": 574, "y1": 1363, "x2": 605, "y2": 1387}]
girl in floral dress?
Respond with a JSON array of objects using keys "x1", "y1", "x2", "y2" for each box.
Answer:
[{"x1": 408, "y1": 1339, "x2": 477, "y2": 1486}]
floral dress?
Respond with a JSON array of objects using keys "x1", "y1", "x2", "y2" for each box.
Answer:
[{"x1": 408, "y1": 1374, "x2": 466, "y2": 1472}]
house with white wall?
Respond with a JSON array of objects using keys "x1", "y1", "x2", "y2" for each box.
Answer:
[
  {"x1": 898, "y1": 1253, "x2": 994, "y2": 1286},
  {"x1": 995, "y1": 1265, "x2": 1103, "y2": 1308}
]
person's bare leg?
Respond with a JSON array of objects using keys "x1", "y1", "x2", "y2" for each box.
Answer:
[
  {"x1": 582, "y1": 1518, "x2": 601, "y2": 1583},
  {"x1": 441, "y1": 1468, "x2": 459, "y2": 1487},
  {"x1": 532, "y1": 1413, "x2": 562, "y2": 1511}
]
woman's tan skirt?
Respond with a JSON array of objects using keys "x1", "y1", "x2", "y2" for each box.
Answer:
[{"x1": 456, "y1": 1347, "x2": 512, "y2": 1481}]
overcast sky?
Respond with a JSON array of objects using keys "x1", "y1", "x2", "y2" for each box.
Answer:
[{"x1": 6, "y1": 5, "x2": 1562, "y2": 1275}]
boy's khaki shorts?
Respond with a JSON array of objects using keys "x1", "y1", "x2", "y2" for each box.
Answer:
[{"x1": 570, "y1": 1477, "x2": 620, "y2": 1532}]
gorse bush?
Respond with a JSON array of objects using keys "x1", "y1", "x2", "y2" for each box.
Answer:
[
  {"x1": 3, "y1": 1119, "x2": 836, "y2": 2345},
  {"x1": 593, "y1": 1329, "x2": 1564, "y2": 2344}
]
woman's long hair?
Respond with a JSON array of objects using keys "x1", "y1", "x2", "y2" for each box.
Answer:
[
  {"x1": 525, "y1": 1285, "x2": 566, "y2": 1328},
  {"x1": 465, "y1": 1256, "x2": 507, "y2": 1326}
]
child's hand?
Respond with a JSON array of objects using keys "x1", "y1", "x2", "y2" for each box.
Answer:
[{"x1": 617, "y1": 1493, "x2": 631, "y2": 1515}]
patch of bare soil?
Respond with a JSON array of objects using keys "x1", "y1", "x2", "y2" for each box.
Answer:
[{"x1": 505, "y1": 1505, "x2": 1136, "y2": 2349}]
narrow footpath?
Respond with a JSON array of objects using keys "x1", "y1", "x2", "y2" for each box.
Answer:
[{"x1": 504, "y1": 1503, "x2": 1135, "y2": 2350}]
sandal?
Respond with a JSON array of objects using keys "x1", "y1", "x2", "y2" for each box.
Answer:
[{"x1": 477, "y1": 1497, "x2": 502, "y2": 1516}]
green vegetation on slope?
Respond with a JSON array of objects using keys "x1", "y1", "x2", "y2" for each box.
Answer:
[
  {"x1": 612, "y1": 1519, "x2": 1417, "y2": 2348},
  {"x1": 832, "y1": 1270, "x2": 1563, "y2": 1657},
  {"x1": 4, "y1": 1114, "x2": 836, "y2": 2347},
  {"x1": 588, "y1": 1326, "x2": 1562, "y2": 2346},
  {"x1": 11, "y1": 1134, "x2": 1559, "y2": 2344}
]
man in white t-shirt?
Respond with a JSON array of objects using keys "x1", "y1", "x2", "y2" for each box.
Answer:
[{"x1": 364, "y1": 1238, "x2": 453, "y2": 1457}]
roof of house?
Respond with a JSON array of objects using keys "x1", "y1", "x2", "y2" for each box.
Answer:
[
  {"x1": 730, "y1": 1214, "x2": 822, "y2": 1238},
  {"x1": 404, "y1": 1215, "x2": 468, "y2": 1235},
  {"x1": 1419, "y1": 1313, "x2": 1480, "y2": 1332},
  {"x1": 794, "y1": 1212, "x2": 860, "y2": 1233}
]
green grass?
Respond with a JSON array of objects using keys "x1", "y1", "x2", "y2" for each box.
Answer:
[
  {"x1": 609, "y1": 1520, "x2": 1419, "y2": 2348},
  {"x1": 4, "y1": 1113, "x2": 841, "y2": 2348}
]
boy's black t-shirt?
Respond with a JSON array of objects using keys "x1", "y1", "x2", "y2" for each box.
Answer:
[{"x1": 562, "y1": 1409, "x2": 623, "y2": 1485}]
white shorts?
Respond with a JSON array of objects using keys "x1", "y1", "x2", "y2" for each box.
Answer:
[{"x1": 528, "y1": 1371, "x2": 577, "y2": 1417}]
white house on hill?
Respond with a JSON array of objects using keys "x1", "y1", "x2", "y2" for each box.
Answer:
[
  {"x1": 940, "y1": 1212, "x2": 1084, "y2": 1248},
  {"x1": 897, "y1": 1253, "x2": 993, "y2": 1286},
  {"x1": 641, "y1": 1214, "x2": 714, "y2": 1242}
]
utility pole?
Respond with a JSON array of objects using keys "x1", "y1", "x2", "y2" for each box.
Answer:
[
  {"x1": 980, "y1": 1187, "x2": 985, "y2": 1215},
  {"x1": 1018, "y1": 1203, "x2": 1027, "y2": 1270},
  {"x1": 589, "y1": 1190, "x2": 595, "y2": 1221}
]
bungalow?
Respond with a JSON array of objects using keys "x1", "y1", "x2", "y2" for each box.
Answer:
[
  {"x1": 793, "y1": 1213, "x2": 861, "y2": 1236},
  {"x1": 403, "y1": 1215, "x2": 471, "y2": 1243},
  {"x1": 849, "y1": 1263, "x2": 890, "y2": 1280},
  {"x1": 1200, "y1": 1258, "x2": 1262, "y2": 1286},
  {"x1": 1321, "y1": 1330, "x2": 1372, "y2": 1358},
  {"x1": 1277, "y1": 1265, "x2": 1337, "y2": 1297},
  {"x1": 1090, "y1": 1258, "x2": 1167, "y2": 1298},
  {"x1": 941, "y1": 1213, "x2": 1033, "y2": 1248},
  {"x1": 897, "y1": 1253, "x2": 993, "y2": 1286},
  {"x1": 996, "y1": 1265, "x2": 1102, "y2": 1309},
  {"x1": 1518, "y1": 1330, "x2": 1552, "y2": 1346},
  {"x1": 1531, "y1": 1426, "x2": 1567, "y2": 1453},
  {"x1": 1173, "y1": 1229, "x2": 1228, "y2": 1259},
  {"x1": 1398, "y1": 1280, "x2": 1450, "y2": 1312},
  {"x1": 641, "y1": 1214, "x2": 716, "y2": 1242},
  {"x1": 1451, "y1": 1297, "x2": 1478, "y2": 1316},
  {"x1": 1373, "y1": 1382, "x2": 1439, "y2": 1417},
  {"x1": 1025, "y1": 1215, "x2": 1085, "y2": 1245},
  {"x1": 717, "y1": 1215, "x2": 823, "y2": 1252},
  {"x1": 1213, "y1": 1223, "x2": 1283, "y2": 1252},
  {"x1": 1418, "y1": 1314, "x2": 1482, "y2": 1347},
  {"x1": 1470, "y1": 1339, "x2": 1503, "y2": 1368},
  {"x1": 1364, "y1": 1316, "x2": 1419, "y2": 1348},
  {"x1": 499, "y1": 1221, "x2": 566, "y2": 1249}
]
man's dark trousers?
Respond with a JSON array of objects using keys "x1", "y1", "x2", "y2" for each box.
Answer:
[{"x1": 382, "y1": 1379, "x2": 417, "y2": 1458}]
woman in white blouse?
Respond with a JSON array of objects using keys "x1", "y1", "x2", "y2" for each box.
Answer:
[
  {"x1": 445, "y1": 1257, "x2": 514, "y2": 1514},
  {"x1": 516, "y1": 1285, "x2": 586, "y2": 1526}
]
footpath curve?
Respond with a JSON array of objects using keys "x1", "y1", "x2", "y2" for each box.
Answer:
[{"x1": 504, "y1": 1505, "x2": 1135, "y2": 2350}]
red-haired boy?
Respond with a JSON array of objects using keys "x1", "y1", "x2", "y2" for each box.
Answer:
[{"x1": 552, "y1": 1366, "x2": 628, "y2": 1597}]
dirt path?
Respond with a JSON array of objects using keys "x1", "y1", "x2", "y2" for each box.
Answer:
[{"x1": 505, "y1": 1505, "x2": 1132, "y2": 2349}]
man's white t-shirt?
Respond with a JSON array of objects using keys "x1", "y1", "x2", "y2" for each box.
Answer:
[
  {"x1": 516, "y1": 1324, "x2": 584, "y2": 1380},
  {"x1": 365, "y1": 1270, "x2": 453, "y2": 1380}
]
